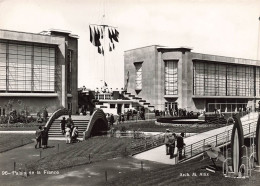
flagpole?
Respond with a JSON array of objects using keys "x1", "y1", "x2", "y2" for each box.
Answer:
[{"x1": 103, "y1": 24, "x2": 106, "y2": 87}]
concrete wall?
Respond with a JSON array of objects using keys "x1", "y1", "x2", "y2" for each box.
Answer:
[
  {"x1": 124, "y1": 46, "x2": 260, "y2": 112},
  {"x1": 68, "y1": 37, "x2": 78, "y2": 114},
  {"x1": 124, "y1": 45, "x2": 157, "y2": 106},
  {"x1": 0, "y1": 97, "x2": 60, "y2": 115}
]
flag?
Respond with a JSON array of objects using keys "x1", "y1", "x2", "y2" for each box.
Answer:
[
  {"x1": 90, "y1": 26, "x2": 96, "y2": 46},
  {"x1": 101, "y1": 27, "x2": 104, "y2": 39},
  {"x1": 109, "y1": 43, "x2": 112, "y2": 52},
  {"x1": 112, "y1": 28, "x2": 119, "y2": 42},
  {"x1": 94, "y1": 27, "x2": 101, "y2": 47},
  {"x1": 115, "y1": 29, "x2": 119, "y2": 38},
  {"x1": 108, "y1": 28, "x2": 113, "y2": 43},
  {"x1": 101, "y1": 46, "x2": 104, "y2": 56},
  {"x1": 89, "y1": 26, "x2": 93, "y2": 43},
  {"x1": 98, "y1": 46, "x2": 101, "y2": 54},
  {"x1": 104, "y1": 82, "x2": 107, "y2": 87}
]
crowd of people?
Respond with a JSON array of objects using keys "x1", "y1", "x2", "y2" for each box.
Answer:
[
  {"x1": 35, "y1": 126, "x2": 49, "y2": 149},
  {"x1": 164, "y1": 129, "x2": 185, "y2": 160},
  {"x1": 60, "y1": 115, "x2": 79, "y2": 144},
  {"x1": 107, "y1": 108, "x2": 146, "y2": 126},
  {"x1": 155, "y1": 108, "x2": 196, "y2": 117},
  {"x1": 34, "y1": 114, "x2": 79, "y2": 148}
]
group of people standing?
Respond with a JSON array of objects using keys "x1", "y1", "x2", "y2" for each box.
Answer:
[
  {"x1": 35, "y1": 126, "x2": 49, "y2": 149},
  {"x1": 164, "y1": 129, "x2": 185, "y2": 160},
  {"x1": 60, "y1": 115, "x2": 79, "y2": 144}
]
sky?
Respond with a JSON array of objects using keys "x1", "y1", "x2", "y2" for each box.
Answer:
[{"x1": 0, "y1": 0, "x2": 260, "y2": 89}]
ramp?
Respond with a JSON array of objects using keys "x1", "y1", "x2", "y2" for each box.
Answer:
[{"x1": 133, "y1": 112, "x2": 258, "y2": 165}]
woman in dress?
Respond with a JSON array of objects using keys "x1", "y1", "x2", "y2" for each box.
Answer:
[{"x1": 65, "y1": 125, "x2": 71, "y2": 144}]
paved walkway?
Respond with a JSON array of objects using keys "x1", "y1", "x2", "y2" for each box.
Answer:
[{"x1": 134, "y1": 112, "x2": 258, "y2": 165}]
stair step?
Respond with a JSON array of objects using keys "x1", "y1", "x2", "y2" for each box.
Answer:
[
  {"x1": 139, "y1": 100, "x2": 146, "y2": 102},
  {"x1": 143, "y1": 103, "x2": 150, "y2": 105}
]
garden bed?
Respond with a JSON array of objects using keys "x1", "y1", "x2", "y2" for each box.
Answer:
[
  {"x1": 114, "y1": 120, "x2": 227, "y2": 133},
  {"x1": 0, "y1": 122, "x2": 44, "y2": 131},
  {"x1": 0, "y1": 134, "x2": 34, "y2": 153},
  {"x1": 26, "y1": 137, "x2": 140, "y2": 172}
]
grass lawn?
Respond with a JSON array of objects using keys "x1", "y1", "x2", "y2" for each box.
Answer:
[
  {"x1": 115, "y1": 120, "x2": 226, "y2": 133},
  {"x1": 26, "y1": 137, "x2": 138, "y2": 172},
  {"x1": 0, "y1": 134, "x2": 34, "y2": 153},
  {"x1": 106, "y1": 155, "x2": 260, "y2": 186},
  {"x1": 0, "y1": 122, "x2": 45, "y2": 131}
]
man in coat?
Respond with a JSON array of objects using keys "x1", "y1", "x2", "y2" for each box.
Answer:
[
  {"x1": 110, "y1": 114, "x2": 115, "y2": 126},
  {"x1": 35, "y1": 126, "x2": 42, "y2": 149},
  {"x1": 164, "y1": 129, "x2": 171, "y2": 155},
  {"x1": 60, "y1": 117, "x2": 66, "y2": 135},
  {"x1": 177, "y1": 132, "x2": 185, "y2": 160}
]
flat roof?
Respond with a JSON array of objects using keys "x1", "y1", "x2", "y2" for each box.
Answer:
[
  {"x1": 124, "y1": 45, "x2": 163, "y2": 52},
  {"x1": 0, "y1": 29, "x2": 62, "y2": 38},
  {"x1": 43, "y1": 29, "x2": 79, "y2": 38},
  {"x1": 124, "y1": 44, "x2": 260, "y2": 65}
]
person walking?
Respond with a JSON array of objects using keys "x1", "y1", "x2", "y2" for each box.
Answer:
[
  {"x1": 43, "y1": 107, "x2": 48, "y2": 122},
  {"x1": 72, "y1": 126, "x2": 79, "y2": 143},
  {"x1": 168, "y1": 133, "x2": 176, "y2": 159},
  {"x1": 177, "y1": 132, "x2": 185, "y2": 160},
  {"x1": 164, "y1": 129, "x2": 171, "y2": 155},
  {"x1": 41, "y1": 127, "x2": 48, "y2": 149},
  {"x1": 65, "y1": 125, "x2": 71, "y2": 144},
  {"x1": 110, "y1": 114, "x2": 114, "y2": 126},
  {"x1": 118, "y1": 114, "x2": 121, "y2": 125},
  {"x1": 122, "y1": 113, "x2": 125, "y2": 123},
  {"x1": 60, "y1": 117, "x2": 66, "y2": 135},
  {"x1": 66, "y1": 114, "x2": 74, "y2": 126},
  {"x1": 35, "y1": 126, "x2": 42, "y2": 149}
]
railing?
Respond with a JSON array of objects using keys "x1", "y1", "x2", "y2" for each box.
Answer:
[
  {"x1": 107, "y1": 130, "x2": 145, "y2": 138},
  {"x1": 45, "y1": 108, "x2": 68, "y2": 131},
  {"x1": 179, "y1": 115, "x2": 258, "y2": 162}
]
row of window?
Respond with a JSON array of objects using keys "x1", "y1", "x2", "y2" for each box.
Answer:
[
  {"x1": 0, "y1": 42, "x2": 56, "y2": 92},
  {"x1": 133, "y1": 60, "x2": 260, "y2": 96},
  {"x1": 194, "y1": 62, "x2": 256, "y2": 96}
]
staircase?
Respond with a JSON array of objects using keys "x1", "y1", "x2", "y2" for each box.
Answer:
[
  {"x1": 123, "y1": 92, "x2": 155, "y2": 111},
  {"x1": 48, "y1": 115, "x2": 90, "y2": 138}
]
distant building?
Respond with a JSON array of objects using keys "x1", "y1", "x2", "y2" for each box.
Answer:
[
  {"x1": 0, "y1": 29, "x2": 79, "y2": 114},
  {"x1": 124, "y1": 45, "x2": 260, "y2": 113},
  {"x1": 78, "y1": 87, "x2": 135, "y2": 115}
]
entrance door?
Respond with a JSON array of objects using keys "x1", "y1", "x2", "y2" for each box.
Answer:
[
  {"x1": 68, "y1": 102, "x2": 72, "y2": 113},
  {"x1": 165, "y1": 102, "x2": 178, "y2": 115},
  {"x1": 117, "y1": 104, "x2": 122, "y2": 114}
]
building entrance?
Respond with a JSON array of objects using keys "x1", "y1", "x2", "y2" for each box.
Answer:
[
  {"x1": 165, "y1": 102, "x2": 178, "y2": 113},
  {"x1": 117, "y1": 104, "x2": 122, "y2": 114}
]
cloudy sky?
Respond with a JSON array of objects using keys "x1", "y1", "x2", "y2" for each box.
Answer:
[{"x1": 0, "y1": 0, "x2": 260, "y2": 89}]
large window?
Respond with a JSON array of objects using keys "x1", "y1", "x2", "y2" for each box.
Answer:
[
  {"x1": 135, "y1": 62, "x2": 142, "y2": 90},
  {"x1": 165, "y1": 60, "x2": 178, "y2": 95},
  {"x1": 256, "y1": 68, "x2": 260, "y2": 97},
  {"x1": 194, "y1": 61, "x2": 256, "y2": 97},
  {"x1": 0, "y1": 41, "x2": 55, "y2": 92},
  {"x1": 227, "y1": 65, "x2": 254, "y2": 96}
]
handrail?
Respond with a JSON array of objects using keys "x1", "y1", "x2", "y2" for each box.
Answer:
[
  {"x1": 179, "y1": 115, "x2": 258, "y2": 162},
  {"x1": 45, "y1": 108, "x2": 68, "y2": 131}
]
